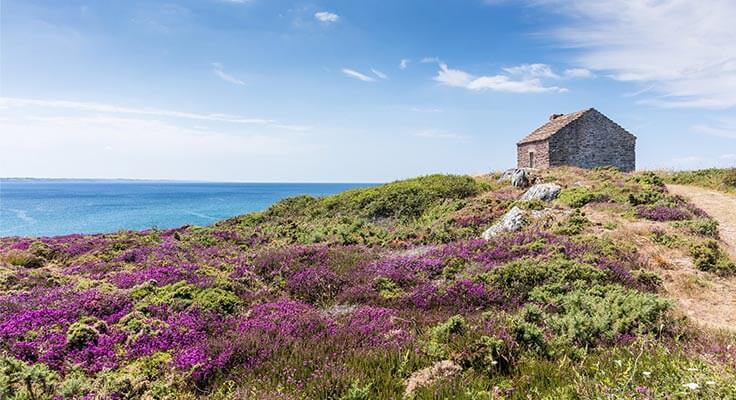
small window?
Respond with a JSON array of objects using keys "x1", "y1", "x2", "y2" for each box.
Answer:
[{"x1": 529, "y1": 151, "x2": 535, "y2": 168}]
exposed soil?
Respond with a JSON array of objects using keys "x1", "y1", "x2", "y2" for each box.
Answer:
[
  {"x1": 585, "y1": 196, "x2": 736, "y2": 332},
  {"x1": 668, "y1": 184, "x2": 736, "y2": 259}
]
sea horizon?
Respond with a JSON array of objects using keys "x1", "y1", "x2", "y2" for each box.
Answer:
[{"x1": 0, "y1": 180, "x2": 375, "y2": 237}]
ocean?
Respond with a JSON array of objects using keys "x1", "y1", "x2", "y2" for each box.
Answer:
[{"x1": 0, "y1": 180, "x2": 373, "y2": 237}]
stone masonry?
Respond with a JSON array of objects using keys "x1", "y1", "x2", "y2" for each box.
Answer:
[{"x1": 517, "y1": 108, "x2": 636, "y2": 172}]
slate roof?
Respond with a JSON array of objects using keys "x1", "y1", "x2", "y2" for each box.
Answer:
[{"x1": 517, "y1": 108, "x2": 593, "y2": 145}]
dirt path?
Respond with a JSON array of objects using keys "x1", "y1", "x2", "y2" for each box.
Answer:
[{"x1": 667, "y1": 184, "x2": 736, "y2": 259}]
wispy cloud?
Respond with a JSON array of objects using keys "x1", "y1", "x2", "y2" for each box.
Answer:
[
  {"x1": 503, "y1": 63, "x2": 560, "y2": 79},
  {"x1": 342, "y1": 68, "x2": 375, "y2": 82},
  {"x1": 399, "y1": 59, "x2": 410, "y2": 70},
  {"x1": 538, "y1": 0, "x2": 736, "y2": 109},
  {"x1": 371, "y1": 68, "x2": 388, "y2": 80},
  {"x1": 414, "y1": 130, "x2": 471, "y2": 142},
  {"x1": 411, "y1": 107, "x2": 443, "y2": 113},
  {"x1": 212, "y1": 62, "x2": 245, "y2": 86},
  {"x1": 563, "y1": 68, "x2": 594, "y2": 79},
  {"x1": 692, "y1": 120, "x2": 736, "y2": 139},
  {"x1": 218, "y1": 0, "x2": 253, "y2": 4},
  {"x1": 431, "y1": 61, "x2": 568, "y2": 93},
  {"x1": 314, "y1": 11, "x2": 339, "y2": 23},
  {"x1": 0, "y1": 97, "x2": 310, "y2": 131}
]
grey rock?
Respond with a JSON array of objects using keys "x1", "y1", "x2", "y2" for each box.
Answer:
[
  {"x1": 481, "y1": 206, "x2": 526, "y2": 240},
  {"x1": 520, "y1": 183, "x2": 562, "y2": 202},
  {"x1": 511, "y1": 169, "x2": 531, "y2": 188}
]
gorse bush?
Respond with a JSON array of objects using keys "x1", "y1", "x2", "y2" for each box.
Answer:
[
  {"x1": 690, "y1": 240, "x2": 736, "y2": 276},
  {"x1": 556, "y1": 187, "x2": 600, "y2": 208},
  {"x1": 676, "y1": 218, "x2": 720, "y2": 238},
  {"x1": 323, "y1": 174, "x2": 486, "y2": 220}
]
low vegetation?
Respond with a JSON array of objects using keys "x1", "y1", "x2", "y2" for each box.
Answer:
[
  {"x1": 2, "y1": 168, "x2": 736, "y2": 399},
  {"x1": 662, "y1": 168, "x2": 736, "y2": 193}
]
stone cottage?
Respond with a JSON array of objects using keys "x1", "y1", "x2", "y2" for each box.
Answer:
[{"x1": 517, "y1": 108, "x2": 636, "y2": 172}]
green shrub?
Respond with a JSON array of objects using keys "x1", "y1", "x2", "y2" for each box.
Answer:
[
  {"x1": 340, "y1": 380, "x2": 373, "y2": 400},
  {"x1": 373, "y1": 277, "x2": 403, "y2": 299},
  {"x1": 67, "y1": 316, "x2": 106, "y2": 349},
  {"x1": 628, "y1": 188, "x2": 664, "y2": 206},
  {"x1": 4, "y1": 250, "x2": 44, "y2": 268},
  {"x1": 131, "y1": 281, "x2": 242, "y2": 314},
  {"x1": 676, "y1": 218, "x2": 719, "y2": 238},
  {"x1": 552, "y1": 209, "x2": 589, "y2": 236},
  {"x1": 193, "y1": 287, "x2": 242, "y2": 313},
  {"x1": 493, "y1": 257, "x2": 606, "y2": 301},
  {"x1": 542, "y1": 285, "x2": 670, "y2": 347},
  {"x1": 0, "y1": 355, "x2": 60, "y2": 400},
  {"x1": 422, "y1": 315, "x2": 467, "y2": 359},
  {"x1": 556, "y1": 187, "x2": 599, "y2": 208},
  {"x1": 631, "y1": 172, "x2": 665, "y2": 187},
  {"x1": 650, "y1": 229, "x2": 682, "y2": 248},
  {"x1": 28, "y1": 241, "x2": 52, "y2": 259},
  {"x1": 633, "y1": 269, "x2": 663, "y2": 292},
  {"x1": 690, "y1": 240, "x2": 736, "y2": 276},
  {"x1": 459, "y1": 335, "x2": 514, "y2": 374},
  {"x1": 323, "y1": 174, "x2": 486, "y2": 220}
]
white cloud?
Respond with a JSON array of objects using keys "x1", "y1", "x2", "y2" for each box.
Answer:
[
  {"x1": 503, "y1": 63, "x2": 560, "y2": 79},
  {"x1": 212, "y1": 62, "x2": 245, "y2": 86},
  {"x1": 218, "y1": 0, "x2": 252, "y2": 4},
  {"x1": 342, "y1": 68, "x2": 375, "y2": 82},
  {"x1": 432, "y1": 62, "x2": 567, "y2": 93},
  {"x1": 371, "y1": 68, "x2": 388, "y2": 80},
  {"x1": 399, "y1": 59, "x2": 410, "y2": 70},
  {"x1": 0, "y1": 97, "x2": 310, "y2": 131},
  {"x1": 563, "y1": 68, "x2": 594, "y2": 79},
  {"x1": 539, "y1": 0, "x2": 736, "y2": 108},
  {"x1": 314, "y1": 11, "x2": 339, "y2": 23}
]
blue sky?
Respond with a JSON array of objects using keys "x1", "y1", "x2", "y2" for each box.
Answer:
[{"x1": 1, "y1": 0, "x2": 735, "y2": 182}]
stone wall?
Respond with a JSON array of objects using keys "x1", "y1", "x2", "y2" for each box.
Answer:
[
  {"x1": 517, "y1": 141, "x2": 550, "y2": 169},
  {"x1": 548, "y1": 110, "x2": 636, "y2": 172}
]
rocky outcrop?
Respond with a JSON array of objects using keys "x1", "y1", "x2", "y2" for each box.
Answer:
[
  {"x1": 498, "y1": 168, "x2": 535, "y2": 188},
  {"x1": 481, "y1": 206, "x2": 526, "y2": 239},
  {"x1": 511, "y1": 169, "x2": 531, "y2": 188},
  {"x1": 404, "y1": 360, "x2": 462, "y2": 398},
  {"x1": 520, "y1": 183, "x2": 562, "y2": 202}
]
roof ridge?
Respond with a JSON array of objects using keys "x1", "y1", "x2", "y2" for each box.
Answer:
[{"x1": 516, "y1": 108, "x2": 590, "y2": 145}]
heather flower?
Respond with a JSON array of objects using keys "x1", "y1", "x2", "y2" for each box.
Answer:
[
  {"x1": 238, "y1": 299, "x2": 335, "y2": 341},
  {"x1": 637, "y1": 206, "x2": 690, "y2": 221},
  {"x1": 340, "y1": 306, "x2": 413, "y2": 348},
  {"x1": 285, "y1": 266, "x2": 344, "y2": 304}
]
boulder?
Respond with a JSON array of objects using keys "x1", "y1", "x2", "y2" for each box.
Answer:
[
  {"x1": 481, "y1": 206, "x2": 526, "y2": 240},
  {"x1": 520, "y1": 183, "x2": 562, "y2": 202},
  {"x1": 511, "y1": 169, "x2": 531, "y2": 188},
  {"x1": 404, "y1": 360, "x2": 462, "y2": 398}
]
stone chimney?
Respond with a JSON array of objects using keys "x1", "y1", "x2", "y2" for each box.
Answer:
[{"x1": 549, "y1": 113, "x2": 564, "y2": 121}]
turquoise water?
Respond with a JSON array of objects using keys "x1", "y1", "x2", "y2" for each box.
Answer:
[{"x1": 0, "y1": 180, "x2": 372, "y2": 237}]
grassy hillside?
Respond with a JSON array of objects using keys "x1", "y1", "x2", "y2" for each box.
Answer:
[
  {"x1": 661, "y1": 168, "x2": 736, "y2": 194},
  {"x1": 2, "y1": 168, "x2": 736, "y2": 399}
]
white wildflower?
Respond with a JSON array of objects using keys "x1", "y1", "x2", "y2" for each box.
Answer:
[
  {"x1": 706, "y1": 380, "x2": 716, "y2": 386},
  {"x1": 687, "y1": 367, "x2": 698, "y2": 372},
  {"x1": 642, "y1": 371, "x2": 651, "y2": 377},
  {"x1": 683, "y1": 382, "x2": 699, "y2": 390}
]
